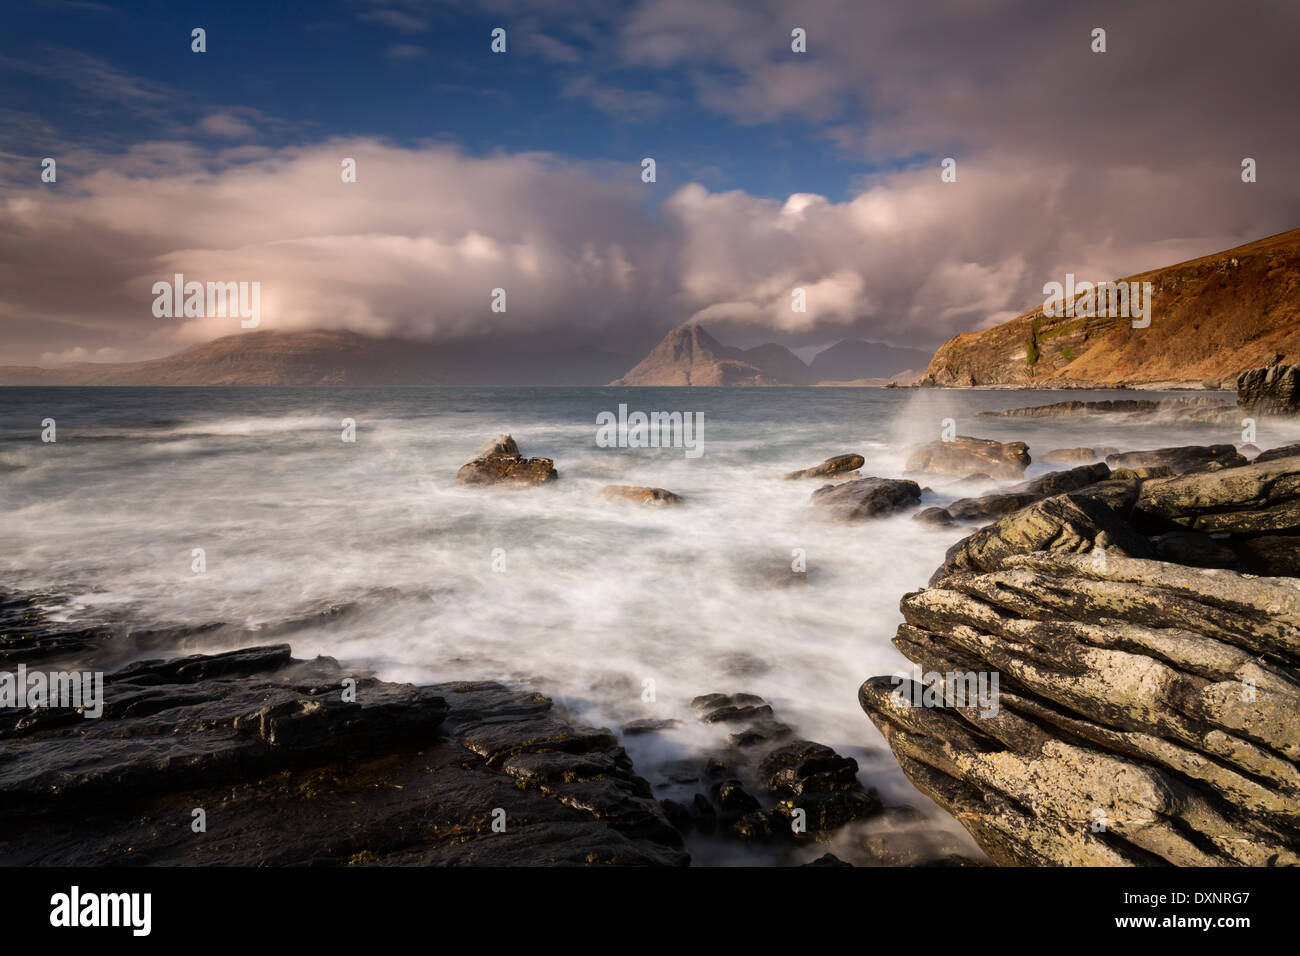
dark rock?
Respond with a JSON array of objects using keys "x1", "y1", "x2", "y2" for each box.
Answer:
[
  {"x1": 810, "y1": 477, "x2": 922, "y2": 520},
  {"x1": 1254, "y1": 444, "x2": 1300, "y2": 464},
  {"x1": 1105, "y1": 444, "x2": 1248, "y2": 475},
  {"x1": 802, "y1": 852, "x2": 853, "y2": 867},
  {"x1": 913, "y1": 506, "x2": 955, "y2": 526},
  {"x1": 0, "y1": 609, "x2": 686, "y2": 866},
  {"x1": 1237, "y1": 363, "x2": 1300, "y2": 416}
]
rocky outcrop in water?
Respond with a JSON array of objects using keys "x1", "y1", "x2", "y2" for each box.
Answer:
[
  {"x1": 456, "y1": 434, "x2": 558, "y2": 485},
  {"x1": 783, "y1": 454, "x2": 865, "y2": 480},
  {"x1": 1238, "y1": 363, "x2": 1300, "y2": 417},
  {"x1": 859, "y1": 454, "x2": 1300, "y2": 866},
  {"x1": 810, "y1": 477, "x2": 921, "y2": 520},
  {"x1": 600, "y1": 485, "x2": 683, "y2": 506},
  {"x1": 905, "y1": 436, "x2": 1031, "y2": 479}
]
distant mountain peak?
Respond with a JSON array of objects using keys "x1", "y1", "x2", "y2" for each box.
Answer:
[{"x1": 610, "y1": 324, "x2": 812, "y2": 386}]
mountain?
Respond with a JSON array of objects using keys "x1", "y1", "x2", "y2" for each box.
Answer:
[
  {"x1": 808, "y1": 339, "x2": 933, "y2": 382},
  {"x1": 920, "y1": 227, "x2": 1300, "y2": 388},
  {"x1": 609, "y1": 325, "x2": 813, "y2": 385},
  {"x1": 0, "y1": 330, "x2": 632, "y2": 386}
]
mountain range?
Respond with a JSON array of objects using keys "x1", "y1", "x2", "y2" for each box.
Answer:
[
  {"x1": 608, "y1": 325, "x2": 927, "y2": 386},
  {"x1": 0, "y1": 326, "x2": 928, "y2": 387}
]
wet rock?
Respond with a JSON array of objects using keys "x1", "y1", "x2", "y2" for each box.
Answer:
[
  {"x1": 913, "y1": 506, "x2": 955, "y2": 526},
  {"x1": 599, "y1": 484, "x2": 682, "y2": 505},
  {"x1": 783, "y1": 454, "x2": 865, "y2": 480},
  {"x1": 0, "y1": 609, "x2": 686, "y2": 866},
  {"x1": 1105, "y1": 444, "x2": 1247, "y2": 475},
  {"x1": 810, "y1": 477, "x2": 922, "y2": 520},
  {"x1": 802, "y1": 852, "x2": 853, "y2": 867},
  {"x1": 1237, "y1": 363, "x2": 1300, "y2": 416},
  {"x1": 456, "y1": 433, "x2": 558, "y2": 485},
  {"x1": 621, "y1": 718, "x2": 680, "y2": 735},
  {"x1": 690, "y1": 691, "x2": 882, "y2": 845},
  {"x1": 905, "y1": 436, "x2": 1031, "y2": 479},
  {"x1": 946, "y1": 492, "x2": 1042, "y2": 522},
  {"x1": 1254, "y1": 444, "x2": 1300, "y2": 464}
]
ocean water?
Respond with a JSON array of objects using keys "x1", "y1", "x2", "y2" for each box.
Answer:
[{"x1": 4, "y1": 385, "x2": 1296, "y2": 862}]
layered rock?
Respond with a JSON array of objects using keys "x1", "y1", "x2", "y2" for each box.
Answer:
[
  {"x1": 456, "y1": 434, "x2": 558, "y2": 485},
  {"x1": 1238, "y1": 363, "x2": 1300, "y2": 416},
  {"x1": 860, "y1": 454, "x2": 1300, "y2": 866},
  {"x1": 905, "y1": 436, "x2": 1031, "y2": 479}
]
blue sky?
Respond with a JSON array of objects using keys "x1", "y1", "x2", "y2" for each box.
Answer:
[{"x1": 2, "y1": 0, "x2": 881, "y2": 201}]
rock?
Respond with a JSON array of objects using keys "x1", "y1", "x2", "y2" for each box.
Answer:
[
  {"x1": 1110, "y1": 466, "x2": 1174, "y2": 479},
  {"x1": 905, "y1": 436, "x2": 1031, "y2": 479},
  {"x1": 810, "y1": 477, "x2": 922, "y2": 520},
  {"x1": 913, "y1": 506, "x2": 955, "y2": 526},
  {"x1": 599, "y1": 485, "x2": 682, "y2": 506},
  {"x1": 946, "y1": 492, "x2": 1042, "y2": 522},
  {"x1": 978, "y1": 397, "x2": 1230, "y2": 420},
  {"x1": 621, "y1": 718, "x2": 680, "y2": 735},
  {"x1": 689, "y1": 692, "x2": 882, "y2": 844},
  {"x1": 0, "y1": 601, "x2": 686, "y2": 866},
  {"x1": 783, "y1": 454, "x2": 865, "y2": 480},
  {"x1": 1254, "y1": 444, "x2": 1300, "y2": 464},
  {"x1": 456, "y1": 433, "x2": 557, "y2": 485},
  {"x1": 933, "y1": 489, "x2": 1153, "y2": 584},
  {"x1": 859, "y1": 455, "x2": 1300, "y2": 867},
  {"x1": 1019, "y1": 463, "x2": 1112, "y2": 496},
  {"x1": 802, "y1": 852, "x2": 853, "y2": 867},
  {"x1": 1105, "y1": 444, "x2": 1248, "y2": 475},
  {"x1": 1237, "y1": 363, "x2": 1300, "y2": 416},
  {"x1": 1042, "y1": 447, "x2": 1120, "y2": 466}
]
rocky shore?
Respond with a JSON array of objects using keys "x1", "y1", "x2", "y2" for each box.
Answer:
[{"x1": 859, "y1": 450, "x2": 1300, "y2": 866}]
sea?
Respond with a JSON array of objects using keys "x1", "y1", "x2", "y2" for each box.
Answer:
[{"x1": 4, "y1": 385, "x2": 1296, "y2": 863}]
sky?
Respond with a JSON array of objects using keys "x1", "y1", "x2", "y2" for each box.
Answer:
[{"x1": 1, "y1": 0, "x2": 1298, "y2": 367}]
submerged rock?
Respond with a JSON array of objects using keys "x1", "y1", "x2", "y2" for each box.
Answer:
[
  {"x1": 682, "y1": 693, "x2": 882, "y2": 844},
  {"x1": 905, "y1": 436, "x2": 1031, "y2": 479},
  {"x1": 810, "y1": 477, "x2": 921, "y2": 520},
  {"x1": 860, "y1": 455, "x2": 1300, "y2": 866},
  {"x1": 599, "y1": 484, "x2": 682, "y2": 506},
  {"x1": 456, "y1": 433, "x2": 558, "y2": 485},
  {"x1": 783, "y1": 454, "x2": 865, "y2": 480}
]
